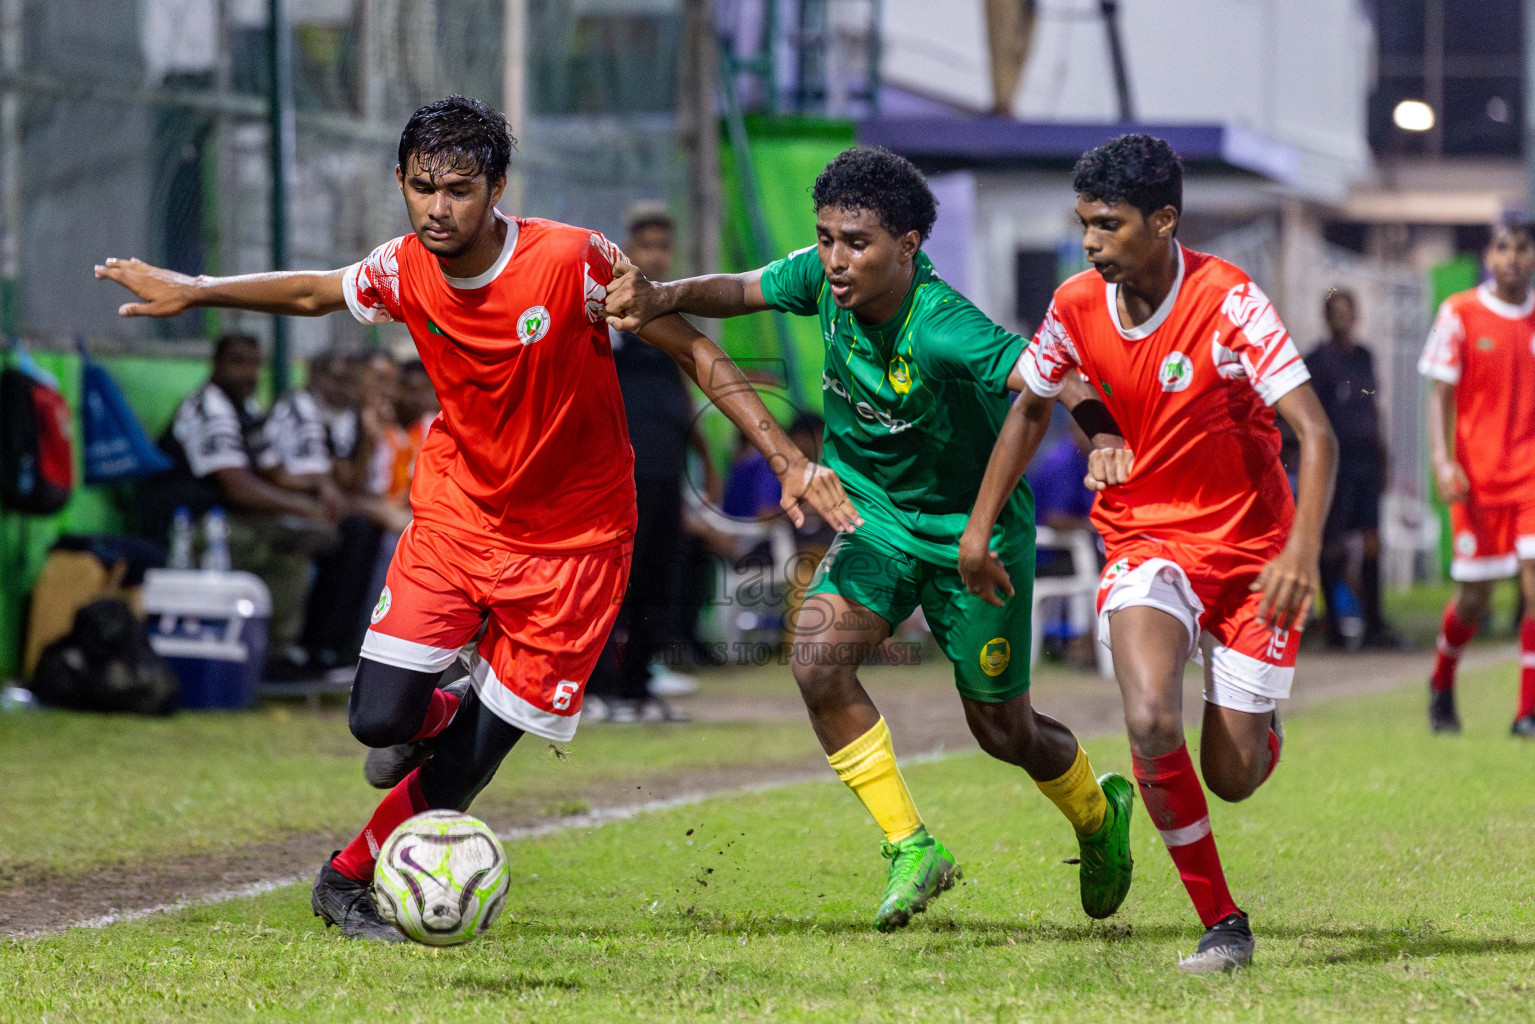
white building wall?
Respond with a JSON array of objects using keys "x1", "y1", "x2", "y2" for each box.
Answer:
[{"x1": 882, "y1": 0, "x2": 1373, "y2": 200}]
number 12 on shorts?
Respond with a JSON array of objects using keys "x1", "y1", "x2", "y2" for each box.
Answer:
[{"x1": 552, "y1": 681, "x2": 579, "y2": 711}]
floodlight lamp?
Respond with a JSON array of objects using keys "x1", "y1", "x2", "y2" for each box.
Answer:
[{"x1": 1393, "y1": 100, "x2": 1435, "y2": 132}]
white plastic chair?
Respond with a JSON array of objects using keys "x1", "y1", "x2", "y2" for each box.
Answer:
[{"x1": 1032, "y1": 526, "x2": 1113, "y2": 678}]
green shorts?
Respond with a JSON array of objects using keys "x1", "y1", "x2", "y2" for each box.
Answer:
[{"x1": 803, "y1": 526, "x2": 1035, "y2": 702}]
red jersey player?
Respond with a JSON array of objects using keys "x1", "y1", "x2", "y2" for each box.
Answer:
[
  {"x1": 959, "y1": 135, "x2": 1337, "y2": 972},
  {"x1": 1418, "y1": 215, "x2": 1535, "y2": 736},
  {"x1": 95, "y1": 96, "x2": 860, "y2": 941}
]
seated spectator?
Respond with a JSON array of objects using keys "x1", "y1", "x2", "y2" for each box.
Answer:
[
  {"x1": 266, "y1": 349, "x2": 401, "y2": 674},
  {"x1": 142, "y1": 333, "x2": 335, "y2": 675}
]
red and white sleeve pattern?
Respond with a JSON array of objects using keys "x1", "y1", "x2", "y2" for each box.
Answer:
[
  {"x1": 342, "y1": 237, "x2": 406, "y2": 325},
  {"x1": 1016, "y1": 302, "x2": 1081, "y2": 398},
  {"x1": 582, "y1": 232, "x2": 628, "y2": 325},
  {"x1": 1218, "y1": 281, "x2": 1310, "y2": 406},
  {"x1": 1417, "y1": 300, "x2": 1465, "y2": 385}
]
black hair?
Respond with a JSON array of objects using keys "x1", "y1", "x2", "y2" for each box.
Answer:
[
  {"x1": 1072, "y1": 134, "x2": 1184, "y2": 225},
  {"x1": 399, "y1": 359, "x2": 428, "y2": 378},
  {"x1": 1489, "y1": 210, "x2": 1535, "y2": 246},
  {"x1": 1323, "y1": 287, "x2": 1357, "y2": 314},
  {"x1": 397, "y1": 95, "x2": 515, "y2": 185},
  {"x1": 812, "y1": 146, "x2": 938, "y2": 242},
  {"x1": 212, "y1": 333, "x2": 260, "y2": 363}
]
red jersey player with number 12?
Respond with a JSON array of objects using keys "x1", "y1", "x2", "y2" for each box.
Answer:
[
  {"x1": 1418, "y1": 215, "x2": 1535, "y2": 736},
  {"x1": 95, "y1": 96, "x2": 862, "y2": 942},
  {"x1": 960, "y1": 135, "x2": 1337, "y2": 973}
]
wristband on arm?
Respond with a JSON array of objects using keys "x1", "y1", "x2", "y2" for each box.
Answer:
[{"x1": 1070, "y1": 398, "x2": 1121, "y2": 441}]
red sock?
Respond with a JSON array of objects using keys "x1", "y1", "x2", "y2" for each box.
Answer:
[
  {"x1": 408, "y1": 687, "x2": 462, "y2": 743},
  {"x1": 331, "y1": 770, "x2": 427, "y2": 882},
  {"x1": 1518, "y1": 618, "x2": 1535, "y2": 719},
  {"x1": 1431, "y1": 604, "x2": 1479, "y2": 694},
  {"x1": 1259, "y1": 722, "x2": 1281, "y2": 787},
  {"x1": 1132, "y1": 745, "x2": 1242, "y2": 928}
]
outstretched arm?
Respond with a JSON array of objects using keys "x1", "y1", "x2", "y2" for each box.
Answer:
[
  {"x1": 958, "y1": 388, "x2": 1057, "y2": 606},
  {"x1": 606, "y1": 265, "x2": 771, "y2": 331},
  {"x1": 1256, "y1": 383, "x2": 1338, "y2": 630},
  {"x1": 94, "y1": 258, "x2": 348, "y2": 318},
  {"x1": 637, "y1": 313, "x2": 862, "y2": 534}
]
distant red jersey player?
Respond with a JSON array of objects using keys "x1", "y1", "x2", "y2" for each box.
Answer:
[
  {"x1": 96, "y1": 96, "x2": 860, "y2": 942},
  {"x1": 1417, "y1": 216, "x2": 1535, "y2": 737},
  {"x1": 960, "y1": 135, "x2": 1336, "y2": 973}
]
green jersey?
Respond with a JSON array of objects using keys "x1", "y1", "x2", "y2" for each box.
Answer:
[{"x1": 760, "y1": 246, "x2": 1034, "y2": 565}]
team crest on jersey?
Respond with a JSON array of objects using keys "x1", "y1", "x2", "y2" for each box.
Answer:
[
  {"x1": 1455, "y1": 531, "x2": 1478, "y2": 557},
  {"x1": 518, "y1": 306, "x2": 551, "y2": 345},
  {"x1": 1476, "y1": 336, "x2": 1495, "y2": 352},
  {"x1": 371, "y1": 586, "x2": 392, "y2": 625},
  {"x1": 979, "y1": 638, "x2": 1011, "y2": 677},
  {"x1": 888, "y1": 356, "x2": 913, "y2": 395},
  {"x1": 1159, "y1": 352, "x2": 1194, "y2": 391}
]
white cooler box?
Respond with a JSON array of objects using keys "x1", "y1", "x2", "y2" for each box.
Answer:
[{"x1": 143, "y1": 569, "x2": 271, "y2": 710}]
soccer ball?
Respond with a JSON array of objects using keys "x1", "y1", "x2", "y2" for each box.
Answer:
[{"x1": 373, "y1": 810, "x2": 510, "y2": 945}]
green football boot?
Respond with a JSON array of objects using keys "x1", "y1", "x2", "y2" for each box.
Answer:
[
  {"x1": 1077, "y1": 772, "x2": 1135, "y2": 919},
  {"x1": 874, "y1": 826, "x2": 961, "y2": 931}
]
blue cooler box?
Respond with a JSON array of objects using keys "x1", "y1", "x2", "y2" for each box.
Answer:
[{"x1": 143, "y1": 569, "x2": 272, "y2": 710}]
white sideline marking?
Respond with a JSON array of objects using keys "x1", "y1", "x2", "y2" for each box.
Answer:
[{"x1": 20, "y1": 748, "x2": 956, "y2": 940}]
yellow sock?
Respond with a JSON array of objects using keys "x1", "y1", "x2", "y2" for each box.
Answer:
[
  {"x1": 827, "y1": 717, "x2": 923, "y2": 843},
  {"x1": 1036, "y1": 744, "x2": 1108, "y2": 836}
]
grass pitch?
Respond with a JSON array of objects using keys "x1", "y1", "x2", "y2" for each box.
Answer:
[{"x1": 5, "y1": 662, "x2": 1534, "y2": 1023}]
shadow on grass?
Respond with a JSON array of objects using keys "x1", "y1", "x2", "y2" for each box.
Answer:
[
  {"x1": 508, "y1": 916, "x2": 1535, "y2": 966},
  {"x1": 451, "y1": 971, "x2": 583, "y2": 995}
]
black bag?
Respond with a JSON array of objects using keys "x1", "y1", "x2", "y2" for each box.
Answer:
[
  {"x1": 0, "y1": 364, "x2": 74, "y2": 514},
  {"x1": 30, "y1": 599, "x2": 180, "y2": 714}
]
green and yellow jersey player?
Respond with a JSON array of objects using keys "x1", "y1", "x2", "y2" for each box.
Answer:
[{"x1": 605, "y1": 146, "x2": 1134, "y2": 930}]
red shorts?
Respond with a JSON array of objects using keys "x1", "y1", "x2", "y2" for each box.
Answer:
[
  {"x1": 1448, "y1": 497, "x2": 1535, "y2": 582},
  {"x1": 361, "y1": 522, "x2": 631, "y2": 741},
  {"x1": 1095, "y1": 536, "x2": 1299, "y2": 713}
]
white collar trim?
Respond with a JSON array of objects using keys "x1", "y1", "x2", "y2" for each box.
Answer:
[
  {"x1": 442, "y1": 210, "x2": 518, "y2": 290},
  {"x1": 1105, "y1": 242, "x2": 1185, "y2": 340},
  {"x1": 1475, "y1": 282, "x2": 1535, "y2": 319}
]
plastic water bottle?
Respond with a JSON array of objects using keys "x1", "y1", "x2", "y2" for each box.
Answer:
[
  {"x1": 168, "y1": 506, "x2": 196, "y2": 570},
  {"x1": 0, "y1": 684, "x2": 39, "y2": 713},
  {"x1": 201, "y1": 507, "x2": 231, "y2": 572}
]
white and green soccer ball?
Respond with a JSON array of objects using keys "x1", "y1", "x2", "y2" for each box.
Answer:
[{"x1": 373, "y1": 810, "x2": 510, "y2": 946}]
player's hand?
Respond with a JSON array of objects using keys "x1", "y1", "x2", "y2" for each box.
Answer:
[
  {"x1": 1085, "y1": 447, "x2": 1134, "y2": 491},
  {"x1": 1434, "y1": 459, "x2": 1470, "y2": 504},
  {"x1": 776, "y1": 456, "x2": 862, "y2": 533},
  {"x1": 93, "y1": 257, "x2": 198, "y2": 318},
  {"x1": 958, "y1": 528, "x2": 1013, "y2": 608},
  {"x1": 604, "y1": 262, "x2": 669, "y2": 333},
  {"x1": 1252, "y1": 541, "x2": 1318, "y2": 632}
]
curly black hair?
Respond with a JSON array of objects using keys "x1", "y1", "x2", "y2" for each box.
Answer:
[
  {"x1": 1072, "y1": 134, "x2": 1183, "y2": 224},
  {"x1": 1489, "y1": 209, "x2": 1535, "y2": 246},
  {"x1": 398, "y1": 95, "x2": 516, "y2": 185},
  {"x1": 812, "y1": 146, "x2": 938, "y2": 242}
]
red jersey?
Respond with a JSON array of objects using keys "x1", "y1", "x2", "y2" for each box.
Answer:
[
  {"x1": 343, "y1": 213, "x2": 636, "y2": 551},
  {"x1": 1020, "y1": 245, "x2": 1310, "y2": 552},
  {"x1": 1417, "y1": 285, "x2": 1535, "y2": 505}
]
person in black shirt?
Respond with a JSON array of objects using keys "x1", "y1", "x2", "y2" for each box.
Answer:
[
  {"x1": 1306, "y1": 289, "x2": 1405, "y2": 649},
  {"x1": 589, "y1": 203, "x2": 717, "y2": 722}
]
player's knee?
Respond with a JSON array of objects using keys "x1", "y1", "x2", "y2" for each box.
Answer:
[
  {"x1": 791, "y1": 658, "x2": 854, "y2": 709},
  {"x1": 1123, "y1": 700, "x2": 1182, "y2": 753},
  {"x1": 1204, "y1": 769, "x2": 1257, "y2": 804},
  {"x1": 1454, "y1": 582, "x2": 1493, "y2": 622},
  {"x1": 348, "y1": 703, "x2": 416, "y2": 748}
]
